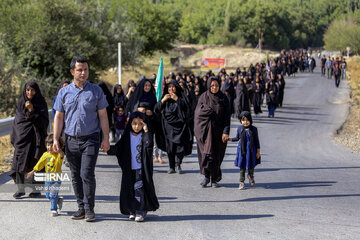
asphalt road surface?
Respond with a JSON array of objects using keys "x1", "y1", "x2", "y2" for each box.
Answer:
[{"x1": 1, "y1": 65, "x2": 359, "y2": 240}]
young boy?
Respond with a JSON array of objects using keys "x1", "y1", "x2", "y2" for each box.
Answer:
[
  {"x1": 27, "y1": 134, "x2": 64, "y2": 216},
  {"x1": 115, "y1": 112, "x2": 159, "y2": 222}
]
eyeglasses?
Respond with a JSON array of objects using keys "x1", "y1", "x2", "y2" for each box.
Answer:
[{"x1": 210, "y1": 84, "x2": 219, "y2": 88}]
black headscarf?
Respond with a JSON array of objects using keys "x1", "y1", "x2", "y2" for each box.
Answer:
[
  {"x1": 115, "y1": 111, "x2": 159, "y2": 214},
  {"x1": 126, "y1": 78, "x2": 156, "y2": 114},
  {"x1": 164, "y1": 79, "x2": 192, "y2": 122},
  {"x1": 98, "y1": 81, "x2": 114, "y2": 125},
  {"x1": 194, "y1": 76, "x2": 205, "y2": 94},
  {"x1": 98, "y1": 81, "x2": 113, "y2": 106},
  {"x1": 205, "y1": 76, "x2": 226, "y2": 108},
  {"x1": 10, "y1": 81, "x2": 49, "y2": 177},
  {"x1": 55, "y1": 80, "x2": 71, "y2": 95},
  {"x1": 239, "y1": 111, "x2": 254, "y2": 157},
  {"x1": 163, "y1": 80, "x2": 183, "y2": 97},
  {"x1": 234, "y1": 78, "x2": 250, "y2": 118},
  {"x1": 154, "y1": 80, "x2": 193, "y2": 154},
  {"x1": 221, "y1": 77, "x2": 235, "y2": 97},
  {"x1": 128, "y1": 111, "x2": 146, "y2": 132},
  {"x1": 112, "y1": 84, "x2": 127, "y2": 108}
]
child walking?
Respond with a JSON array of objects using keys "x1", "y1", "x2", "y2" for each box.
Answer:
[
  {"x1": 115, "y1": 111, "x2": 159, "y2": 222},
  {"x1": 27, "y1": 134, "x2": 65, "y2": 216},
  {"x1": 228, "y1": 111, "x2": 261, "y2": 190}
]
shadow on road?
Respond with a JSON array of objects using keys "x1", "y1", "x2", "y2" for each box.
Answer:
[
  {"x1": 239, "y1": 194, "x2": 360, "y2": 202},
  {"x1": 60, "y1": 213, "x2": 274, "y2": 222},
  {"x1": 221, "y1": 181, "x2": 336, "y2": 189},
  {"x1": 96, "y1": 164, "x2": 120, "y2": 168},
  {"x1": 146, "y1": 214, "x2": 274, "y2": 222}
]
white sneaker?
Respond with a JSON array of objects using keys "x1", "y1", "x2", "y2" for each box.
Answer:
[
  {"x1": 51, "y1": 210, "x2": 58, "y2": 217},
  {"x1": 135, "y1": 215, "x2": 145, "y2": 222},
  {"x1": 238, "y1": 182, "x2": 245, "y2": 190},
  {"x1": 129, "y1": 213, "x2": 136, "y2": 220}
]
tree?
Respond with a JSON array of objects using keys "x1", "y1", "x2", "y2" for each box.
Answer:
[
  {"x1": 112, "y1": 0, "x2": 181, "y2": 55},
  {"x1": 324, "y1": 13, "x2": 360, "y2": 54},
  {"x1": 0, "y1": 0, "x2": 143, "y2": 98}
]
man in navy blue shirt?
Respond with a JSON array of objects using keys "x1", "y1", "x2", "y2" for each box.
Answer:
[{"x1": 53, "y1": 56, "x2": 110, "y2": 222}]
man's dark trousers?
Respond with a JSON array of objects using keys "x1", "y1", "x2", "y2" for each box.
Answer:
[{"x1": 65, "y1": 133, "x2": 100, "y2": 211}]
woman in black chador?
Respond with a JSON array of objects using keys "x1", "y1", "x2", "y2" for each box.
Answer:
[
  {"x1": 98, "y1": 81, "x2": 115, "y2": 141},
  {"x1": 115, "y1": 111, "x2": 159, "y2": 222},
  {"x1": 10, "y1": 81, "x2": 49, "y2": 198},
  {"x1": 112, "y1": 84, "x2": 127, "y2": 110},
  {"x1": 266, "y1": 79, "x2": 278, "y2": 118},
  {"x1": 194, "y1": 76, "x2": 231, "y2": 188},
  {"x1": 276, "y1": 73, "x2": 286, "y2": 107},
  {"x1": 221, "y1": 77, "x2": 235, "y2": 115},
  {"x1": 126, "y1": 78, "x2": 157, "y2": 133},
  {"x1": 234, "y1": 78, "x2": 250, "y2": 119},
  {"x1": 253, "y1": 77, "x2": 264, "y2": 115},
  {"x1": 154, "y1": 80, "x2": 193, "y2": 174},
  {"x1": 126, "y1": 78, "x2": 156, "y2": 115}
]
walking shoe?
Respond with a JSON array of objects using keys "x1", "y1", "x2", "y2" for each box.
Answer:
[
  {"x1": 175, "y1": 165, "x2": 182, "y2": 174},
  {"x1": 57, "y1": 196, "x2": 63, "y2": 211},
  {"x1": 247, "y1": 175, "x2": 255, "y2": 187},
  {"x1": 200, "y1": 178, "x2": 210, "y2": 188},
  {"x1": 211, "y1": 181, "x2": 219, "y2": 188},
  {"x1": 238, "y1": 182, "x2": 245, "y2": 190},
  {"x1": 28, "y1": 192, "x2": 41, "y2": 198},
  {"x1": 153, "y1": 158, "x2": 159, "y2": 163},
  {"x1": 71, "y1": 209, "x2": 85, "y2": 220},
  {"x1": 85, "y1": 210, "x2": 96, "y2": 222},
  {"x1": 51, "y1": 210, "x2": 58, "y2": 217},
  {"x1": 135, "y1": 215, "x2": 145, "y2": 222},
  {"x1": 13, "y1": 192, "x2": 25, "y2": 199},
  {"x1": 167, "y1": 168, "x2": 176, "y2": 174},
  {"x1": 129, "y1": 213, "x2": 136, "y2": 220},
  {"x1": 158, "y1": 157, "x2": 165, "y2": 164}
]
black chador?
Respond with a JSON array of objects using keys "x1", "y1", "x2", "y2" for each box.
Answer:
[
  {"x1": 115, "y1": 112, "x2": 159, "y2": 215},
  {"x1": 154, "y1": 80, "x2": 193, "y2": 172},
  {"x1": 234, "y1": 79, "x2": 250, "y2": 119}
]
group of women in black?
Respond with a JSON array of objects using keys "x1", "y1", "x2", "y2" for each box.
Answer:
[
  {"x1": 112, "y1": 56, "x2": 293, "y2": 185},
  {"x1": 9, "y1": 49, "x2": 312, "y2": 219}
]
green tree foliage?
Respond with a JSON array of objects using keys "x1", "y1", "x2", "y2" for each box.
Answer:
[
  {"x1": 178, "y1": 0, "x2": 359, "y2": 49},
  {"x1": 324, "y1": 11, "x2": 360, "y2": 54},
  {"x1": 0, "y1": 0, "x2": 359, "y2": 117},
  {"x1": 110, "y1": 0, "x2": 181, "y2": 55},
  {"x1": 0, "y1": 48, "x2": 27, "y2": 116},
  {"x1": 0, "y1": 0, "x2": 143, "y2": 102}
]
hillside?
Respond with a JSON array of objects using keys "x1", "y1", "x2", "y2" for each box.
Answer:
[{"x1": 100, "y1": 45, "x2": 279, "y2": 87}]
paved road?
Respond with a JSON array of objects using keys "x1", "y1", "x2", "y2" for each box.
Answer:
[{"x1": 1, "y1": 65, "x2": 359, "y2": 240}]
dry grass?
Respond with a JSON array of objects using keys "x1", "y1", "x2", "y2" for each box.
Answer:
[
  {"x1": 334, "y1": 56, "x2": 360, "y2": 153},
  {"x1": 100, "y1": 45, "x2": 279, "y2": 87},
  {"x1": 0, "y1": 135, "x2": 13, "y2": 173}
]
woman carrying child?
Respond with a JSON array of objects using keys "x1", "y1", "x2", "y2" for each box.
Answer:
[
  {"x1": 115, "y1": 112, "x2": 159, "y2": 222},
  {"x1": 228, "y1": 111, "x2": 260, "y2": 190}
]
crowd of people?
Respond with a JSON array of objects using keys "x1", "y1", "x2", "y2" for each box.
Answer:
[
  {"x1": 320, "y1": 55, "x2": 347, "y2": 87},
  {"x1": 9, "y1": 49, "x2": 326, "y2": 222}
]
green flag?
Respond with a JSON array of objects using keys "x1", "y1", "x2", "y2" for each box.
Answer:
[{"x1": 155, "y1": 57, "x2": 164, "y2": 102}]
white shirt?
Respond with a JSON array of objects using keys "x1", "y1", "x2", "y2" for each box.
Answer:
[{"x1": 130, "y1": 132, "x2": 143, "y2": 170}]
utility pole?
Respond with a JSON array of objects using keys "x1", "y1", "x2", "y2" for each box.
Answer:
[
  {"x1": 258, "y1": 28, "x2": 263, "y2": 62},
  {"x1": 118, "y1": 42, "x2": 122, "y2": 85}
]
